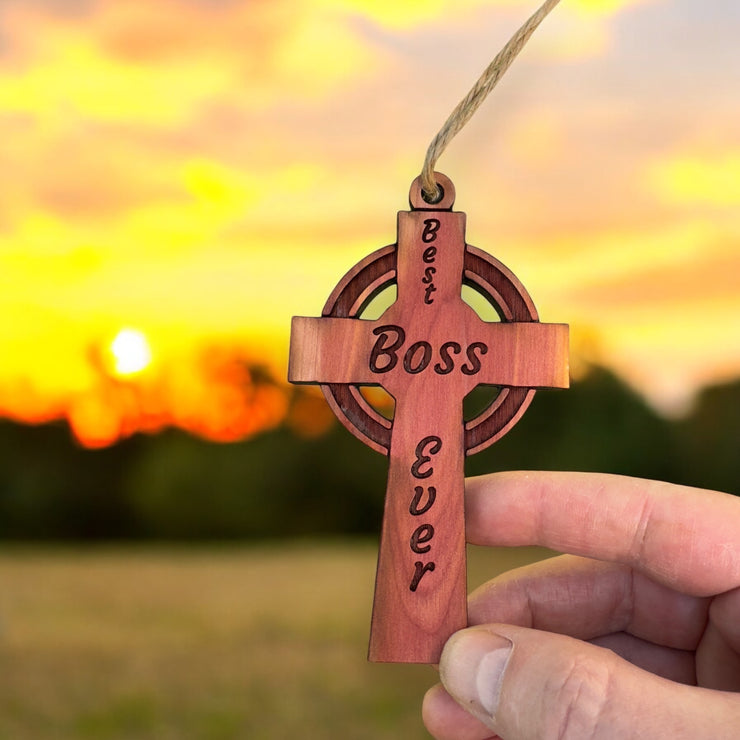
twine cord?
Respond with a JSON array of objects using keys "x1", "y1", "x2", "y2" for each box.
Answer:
[{"x1": 420, "y1": 0, "x2": 561, "y2": 202}]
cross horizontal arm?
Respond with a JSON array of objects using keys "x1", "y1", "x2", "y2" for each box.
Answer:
[
  {"x1": 474, "y1": 322, "x2": 569, "y2": 388},
  {"x1": 288, "y1": 316, "x2": 380, "y2": 385}
]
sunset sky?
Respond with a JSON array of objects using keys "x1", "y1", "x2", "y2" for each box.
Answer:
[{"x1": 0, "y1": 0, "x2": 738, "y2": 446}]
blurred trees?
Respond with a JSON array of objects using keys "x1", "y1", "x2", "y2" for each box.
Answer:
[
  {"x1": 0, "y1": 366, "x2": 737, "y2": 540},
  {"x1": 465, "y1": 365, "x2": 679, "y2": 483}
]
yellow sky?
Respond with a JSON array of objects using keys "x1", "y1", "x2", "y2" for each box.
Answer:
[{"x1": 0, "y1": 0, "x2": 738, "y2": 444}]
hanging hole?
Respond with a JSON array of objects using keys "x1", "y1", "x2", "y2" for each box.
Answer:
[
  {"x1": 358, "y1": 386, "x2": 395, "y2": 420},
  {"x1": 463, "y1": 385, "x2": 501, "y2": 422},
  {"x1": 422, "y1": 184, "x2": 444, "y2": 205},
  {"x1": 410, "y1": 173, "x2": 455, "y2": 209},
  {"x1": 360, "y1": 283, "x2": 397, "y2": 320}
]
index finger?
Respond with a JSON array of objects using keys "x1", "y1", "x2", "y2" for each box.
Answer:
[{"x1": 466, "y1": 471, "x2": 740, "y2": 596}]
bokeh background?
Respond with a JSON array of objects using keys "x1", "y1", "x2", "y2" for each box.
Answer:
[{"x1": 0, "y1": 0, "x2": 738, "y2": 738}]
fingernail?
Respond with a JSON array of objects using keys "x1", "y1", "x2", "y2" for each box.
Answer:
[{"x1": 439, "y1": 629, "x2": 513, "y2": 721}]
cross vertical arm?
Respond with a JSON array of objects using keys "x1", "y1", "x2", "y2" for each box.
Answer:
[{"x1": 368, "y1": 386, "x2": 467, "y2": 663}]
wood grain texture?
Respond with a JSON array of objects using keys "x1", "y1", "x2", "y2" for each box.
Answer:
[{"x1": 288, "y1": 173, "x2": 569, "y2": 663}]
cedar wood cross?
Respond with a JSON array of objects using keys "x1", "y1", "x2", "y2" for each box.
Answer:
[{"x1": 289, "y1": 174, "x2": 569, "y2": 663}]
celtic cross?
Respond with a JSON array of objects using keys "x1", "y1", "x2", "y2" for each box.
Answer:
[{"x1": 289, "y1": 174, "x2": 569, "y2": 663}]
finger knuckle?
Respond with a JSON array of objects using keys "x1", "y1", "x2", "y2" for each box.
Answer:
[{"x1": 541, "y1": 653, "x2": 614, "y2": 740}]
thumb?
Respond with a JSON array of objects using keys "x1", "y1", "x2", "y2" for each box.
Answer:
[{"x1": 439, "y1": 625, "x2": 740, "y2": 740}]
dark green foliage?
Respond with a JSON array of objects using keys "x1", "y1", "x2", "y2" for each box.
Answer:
[
  {"x1": 0, "y1": 422, "x2": 142, "y2": 539},
  {"x1": 673, "y1": 378, "x2": 740, "y2": 494},
  {"x1": 0, "y1": 366, "x2": 735, "y2": 539},
  {"x1": 124, "y1": 425, "x2": 386, "y2": 539},
  {"x1": 466, "y1": 366, "x2": 680, "y2": 484}
]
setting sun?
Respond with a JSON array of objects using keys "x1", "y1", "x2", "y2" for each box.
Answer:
[{"x1": 110, "y1": 328, "x2": 152, "y2": 378}]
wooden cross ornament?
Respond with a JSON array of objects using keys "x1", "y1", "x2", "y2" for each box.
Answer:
[{"x1": 289, "y1": 174, "x2": 569, "y2": 663}]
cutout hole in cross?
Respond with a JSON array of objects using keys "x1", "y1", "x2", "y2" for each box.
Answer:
[
  {"x1": 461, "y1": 283, "x2": 503, "y2": 322},
  {"x1": 463, "y1": 385, "x2": 502, "y2": 423},
  {"x1": 360, "y1": 284, "x2": 397, "y2": 320},
  {"x1": 358, "y1": 386, "x2": 395, "y2": 420}
]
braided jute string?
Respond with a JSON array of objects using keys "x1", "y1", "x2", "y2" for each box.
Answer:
[{"x1": 420, "y1": 0, "x2": 561, "y2": 202}]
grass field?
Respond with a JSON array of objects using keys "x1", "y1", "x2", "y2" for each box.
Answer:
[{"x1": 0, "y1": 542, "x2": 551, "y2": 739}]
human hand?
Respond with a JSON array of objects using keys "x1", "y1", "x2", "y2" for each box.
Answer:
[{"x1": 422, "y1": 471, "x2": 740, "y2": 739}]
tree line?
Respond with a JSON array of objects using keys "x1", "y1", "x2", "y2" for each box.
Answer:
[{"x1": 0, "y1": 365, "x2": 737, "y2": 540}]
